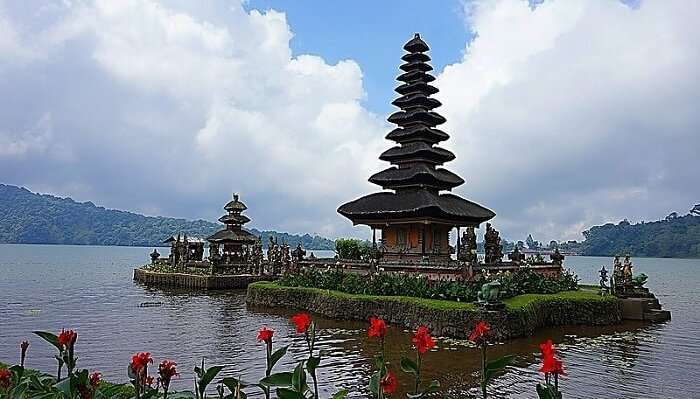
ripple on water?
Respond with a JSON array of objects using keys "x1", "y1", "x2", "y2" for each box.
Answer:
[{"x1": 1, "y1": 247, "x2": 699, "y2": 398}]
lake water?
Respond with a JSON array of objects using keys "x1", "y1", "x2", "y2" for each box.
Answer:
[{"x1": 1, "y1": 244, "x2": 698, "y2": 398}]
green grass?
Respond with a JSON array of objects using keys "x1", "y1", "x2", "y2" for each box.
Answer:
[
  {"x1": 249, "y1": 281, "x2": 615, "y2": 313},
  {"x1": 503, "y1": 287, "x2": 615, "y2": 310},
  {"x1": 250, "y1": 281, "x2": 478, "y2": 311}
]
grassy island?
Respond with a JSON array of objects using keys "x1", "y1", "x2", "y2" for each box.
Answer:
[{"x1": 246, "y1": 281, "x2": 621, "y2": 340}]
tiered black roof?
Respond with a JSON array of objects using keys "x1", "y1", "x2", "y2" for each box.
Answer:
[
  {"x1": 207, "y1": 194, "x2": 257, "y2": 243},
  {"x1": 338, "y1": 34, "x2": 494, "y2": 226}
]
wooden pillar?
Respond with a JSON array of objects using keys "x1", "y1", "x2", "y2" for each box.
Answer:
[
  {"x1": 372, "y1": 227, "x2": 376, "y2": 245},
  {"x1": 456, "y1": 226, "x2": 460, "y2": 259},
  {"x1": 421, "y1": 225, "x2": 426, "y2": 256}
]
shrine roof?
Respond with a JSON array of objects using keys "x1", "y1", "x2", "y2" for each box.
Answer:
[{"x1": 338, "y1": 190, "x2": 494, "y2": 226}]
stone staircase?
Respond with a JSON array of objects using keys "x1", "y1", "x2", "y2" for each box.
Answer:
[{"x1": 621, "y1": 296, "x2": 671, "y2": 322}]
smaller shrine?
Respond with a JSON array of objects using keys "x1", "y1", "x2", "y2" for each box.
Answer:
[{"x1": 207, "y1": 194, "x2": 263, "y2": 273}]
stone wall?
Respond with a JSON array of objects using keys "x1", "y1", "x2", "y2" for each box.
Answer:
[
  {"x1": 133, "y1": 268, "x2": 273, "y2": 289},
  {"x1": 246, "y1": 283, "x2": 622, "y2": 340}
]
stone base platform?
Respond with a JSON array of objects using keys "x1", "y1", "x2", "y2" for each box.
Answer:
[
  {"x1": 621, "y1": 297, "x2": 671, "y2": 322},
  {"x1": 133, "y1": 268, "x2": 274, "y2": 289}
]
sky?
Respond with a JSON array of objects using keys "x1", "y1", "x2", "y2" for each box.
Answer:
[{"x1": 0, "y1": 0, "x2": 698, "y2": 243}]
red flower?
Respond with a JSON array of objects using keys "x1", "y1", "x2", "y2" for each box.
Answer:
[
  {"x1": 540, "y1": 340, "x2": 555, "y2": 359},
  {"x1": 89, "y1": 372, "x2": 101, "y2": 388},
  {"x1": 145, "y1": 376, "x2": 154, "y2": 386},
  {"x1": 380, "y1": 370, "x2": 397, "y2": 394},
  {"x1": 539, "y1": 340, "x2": 566, "y2": 376},
  {"x1": 368, "y1": 317, "x2": 387, "y2": 339},
  {"x1": 257, "y1": 327, "x2": 274, "y2": 343},
  {"x1": 412, "y1": 325, "x2": 436, "y2": 354},
  {"x1": 158, "y1": 360, "x2": 178, "y2": 387},
  {"x1": 468, "y1": 321, "x2": 491, "y2": 344},
  {"x1": 0, "y1": 368, "x2": 11, "y2": 390},
  {"x1": 539, "y1": 355, "x2": 566, "y2": 375},
  {"x1": 57, "y1": 329, "x2": 77, "y2": 348},
  {"x1": 291, "y1": 313, "x2": 312, "y2": 333},
  {"x1": 130, "y1": 352, "x2": 154, "y2": 372}
]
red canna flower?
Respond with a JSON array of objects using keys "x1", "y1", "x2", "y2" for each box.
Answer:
[
  {"x1": 368, "y1": 317, "x2": 387, "y2": 339},
  {"x1": 380, "y1": 370, "x2": 397, "y2": 394},
  {"x1": 412, "y1": 325, "x2": 436, "y2": 354},
  {"x1": 130, "y1": 352, "x2": 154, "y2": 372},
  {"x1": 539, "y1": 340, "x2": 566, "y2": 376},
  {"x1": 539, "y1": 354, "x2": 566, "y2": 375},
  {"x1": 145, "y1": 376, "x2": 154, "y2": 386},
  {"x1": 57, "y1": 329, "x2": 77, "y2": 349},
  {"x1": 0, "y1": 368, "x2": 11, "y2": 390},
  {"x1": 540, "y1": 340, "x2": 555, "y2": 359},
  {"x1": 468, "y1": 321, "x2": 491, "y2": 345},
  {"x1": 291, "y1": 313, "x2": 312, "y2": 333},
  {"x1": 158, "y1": 360, "x2": 178, "y2": 388},
  {"x1": 257, "y1": 327, "x2": 274, "y2": 343},
  {"x1": 89, "y1": 372, "x2": 101, "y2": 388}
]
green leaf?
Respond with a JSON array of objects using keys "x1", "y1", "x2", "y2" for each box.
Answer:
[
  {"x1": 292, "y1": 361, "x2": 306, "y2": 392},
  {"x1": 276, "y1": 388, "x2": 305, "y2": 399},
  {"x1": 269, "y1": 345, "x2": 289, "y2": 371},
  {"x1": 373, "y1": 354, "x2": 385, "y2": 370},
  {"x1": 400, "y1": 356, "x2": 418, "y2": 375},
  {"x1": 33, "y1": 331, "x2": 63, "y2": 352},
  {"x1": 425, "y1": 380, "x2": 440, "y2": 393},
  {"x1": 306, "y1": 356, "x2": 321, "y2": 375},
  {"x1": 368, "y1": 371, "x2": 380, "y2": 395},
  {"x1": 259, "y1": 372, "x2": 293, "y2": 387},
  {"x1": 331, "y1": 389, "x2": 349, "y2": 399},
  {"x1": 221, "y1": 377, "x2": 248, "y2": 391},
  {"x1": 10, "y1": 383, "x2": 28, "y2": 399},
  {"x1": 536, "y1": 383, "x2": 562, "y2": 399},
  {"x1": 199, "y1": 365, "x2": 225, "y2": 394},
  {"x1": 485, "y1": 355, "x2": 514, "y2": 373},
  {"x1": 54, "y1": 377, "x2": 73, "y2": 396}
]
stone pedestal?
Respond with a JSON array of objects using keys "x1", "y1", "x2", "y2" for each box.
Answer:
[{"x1": 621, "y1": 297, "x2": 671, "y2": 322}]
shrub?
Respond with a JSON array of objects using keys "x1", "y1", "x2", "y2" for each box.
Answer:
[{"x1": 278, "y1": 267, "x2": 578, "y2": 303}]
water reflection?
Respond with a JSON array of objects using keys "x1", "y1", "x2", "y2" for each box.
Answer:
[{"x1": 1, "y1": 245, "x2": 699, "y2": 398}]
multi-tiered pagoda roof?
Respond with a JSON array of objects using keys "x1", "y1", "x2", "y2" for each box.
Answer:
[
  {"x1": 338, "y1": 34, "x2": 495, "y2": 226},
  {"x1": 207, "y1": 194, "x2": 257, "y2": 243}
]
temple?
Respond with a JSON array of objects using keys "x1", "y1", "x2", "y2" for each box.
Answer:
[
  {"x1": 207, "y1": 193, "x2": 258, "y2": 266},
  {"x1": 338, "y1": 34, "x2": 495, "y2": 262}
]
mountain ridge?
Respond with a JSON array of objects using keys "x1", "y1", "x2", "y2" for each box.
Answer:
[{"x1": 0, "y1": 184, "x2": 335, "y2": 250}]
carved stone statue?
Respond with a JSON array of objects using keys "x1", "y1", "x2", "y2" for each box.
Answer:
[
  {"x1": 508, "y1": 246, "x2": 525, "y2": 264},
  {"x1": 459, "y1": 227, "x2": 478, "y2": 263},
  {"x1": 150, "y1": 249, "x2": 160, "y2": 264},
  {"x1": 622, "y1": 255, "x2": 633, "y2": 280},
  {"x1": 477, "y1": 280, "x2": 505, "y2": 310},
  {"x1": 484, "y1": 223, "x2": 503, "y2": 264},
  {"x1": 550, "y1": 248, "x2": 565, "y2": 265},
  {"x1": 599, "y1": 266, "x2": 609, "y2": 295}
]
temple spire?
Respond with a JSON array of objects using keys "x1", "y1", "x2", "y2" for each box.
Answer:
[{"x1": 370, "y1": 33, "x2": 462, "y2": 192}]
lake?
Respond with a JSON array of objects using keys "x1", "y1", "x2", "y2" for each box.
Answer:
[{"x1": 1, "y1": 244, "x2": 698, "y2": 398}]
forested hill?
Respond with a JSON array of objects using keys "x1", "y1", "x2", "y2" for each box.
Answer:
[
  {"x1": 0, "y1": 184, "x2": 335, "y2": 249},
  {"x1": 581, "y1": 214, "x2": 700, "y2": 258}
]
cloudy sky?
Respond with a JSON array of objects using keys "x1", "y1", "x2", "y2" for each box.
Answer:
[{"x1": 1, "y1": 0, "x2": 698, "y2": 243}]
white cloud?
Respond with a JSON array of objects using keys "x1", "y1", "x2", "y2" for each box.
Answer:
[
  {"x1": 0, "y1": 0, "x2": 385, "y2": 237},
  {"x1": 0, "y1": 0, "x2": 698, "y2": 243},
  {"x1": 436, "y1": 0, "x2": 700, "y2": 241}
]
